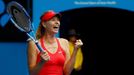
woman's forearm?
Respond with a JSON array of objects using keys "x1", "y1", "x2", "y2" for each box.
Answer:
[
  {"x1": 29, "y1": 61, "x2": 45, "y2": 75},
  {"x1": 64, "y1": 48, "x2": 78, "y2": 75}
]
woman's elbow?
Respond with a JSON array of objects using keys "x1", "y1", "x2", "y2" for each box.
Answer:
[{"x1": 63, "y1": 68, "x2": 71, "y2": 75}]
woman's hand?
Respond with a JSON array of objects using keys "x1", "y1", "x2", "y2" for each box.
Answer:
[
  {"x1": 74, "y1": 39, "x2": 83, "y2": 50},
  {"x1": 40, "y1": 51, "x2": 50, "y2": 63}
]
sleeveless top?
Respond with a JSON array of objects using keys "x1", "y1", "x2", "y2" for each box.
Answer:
[{"x1": 36, "y1": 38, "x2": 66, "y2": 75}]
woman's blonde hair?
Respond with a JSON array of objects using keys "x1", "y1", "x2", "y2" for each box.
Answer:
[{"x1": 36, "y1": 22, "x2": 45, "y2": 40}]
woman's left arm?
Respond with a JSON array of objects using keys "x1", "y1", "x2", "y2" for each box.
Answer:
[{"x1": 62, "y1": 39, "x2": 83, "y2": 75}]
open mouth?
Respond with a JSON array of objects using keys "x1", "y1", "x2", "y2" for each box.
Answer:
[{"x1": 53, "y1": 26, "x2": 59, "y2": 30}]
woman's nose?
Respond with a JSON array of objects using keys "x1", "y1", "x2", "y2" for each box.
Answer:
[{"x1": 56, "y1": 20, "x2": 60, "y2": 25}]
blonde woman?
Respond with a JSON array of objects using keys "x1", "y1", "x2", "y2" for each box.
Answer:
[{"x1": 27, "y1": 10, "x2": 83, "y2": 75}]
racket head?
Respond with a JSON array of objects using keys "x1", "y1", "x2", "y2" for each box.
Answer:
[{"x1": 7, "y1": 1, "x2": 32, "y2": 32}]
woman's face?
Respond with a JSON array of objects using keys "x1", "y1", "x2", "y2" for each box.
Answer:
[{"x1": 43, "y1": 16, "x2": 60, "y2": 34}]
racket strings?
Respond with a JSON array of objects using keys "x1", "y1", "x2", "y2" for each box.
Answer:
[
  {"x1": 7, "y1": 1, "x2": 32, "y2": 33},
  {"x1": 16, "y1": 14, "x2": 31, "y2": 32}
]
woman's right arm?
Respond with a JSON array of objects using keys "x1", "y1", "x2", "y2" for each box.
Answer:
[{"x1": 27, "y1": 40, "x2": 49, "y2": 75}]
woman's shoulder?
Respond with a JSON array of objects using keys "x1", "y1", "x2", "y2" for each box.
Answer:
[
  {"x1": 57, "y1": 38, "x2": 69, "y2": 50},
  {"x1": 57, "y1": 38, "x2": 70, "y2": 58},
  {"x1": 57, "y1": 38, "x2": 69, "y2": 44}
]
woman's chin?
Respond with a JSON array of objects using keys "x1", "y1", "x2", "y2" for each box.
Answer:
[{"x1": 53, "y1": 31, "x2": 59, "y2": 34}]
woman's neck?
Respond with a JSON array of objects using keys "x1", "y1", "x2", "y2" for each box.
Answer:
[{"x1": 43, "y1": 33, "x2": 56, "y2": 44}]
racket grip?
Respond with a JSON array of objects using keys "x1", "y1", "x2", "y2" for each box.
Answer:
[{"x1": 35, "y1": 42, "x2": 43, "y2": 52}]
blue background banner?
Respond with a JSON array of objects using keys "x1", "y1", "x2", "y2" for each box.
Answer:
[{"x1": 33, "y1": 0, "x2": 134, "y2": 36}]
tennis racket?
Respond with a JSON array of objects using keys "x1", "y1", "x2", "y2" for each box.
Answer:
[{"x1": 7, "y1": 1, "x2": 43, "y2": 52}]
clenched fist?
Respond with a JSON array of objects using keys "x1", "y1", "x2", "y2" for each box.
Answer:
[{"x1": 74, "y1": 39, "x2": 83, "y2": 50}]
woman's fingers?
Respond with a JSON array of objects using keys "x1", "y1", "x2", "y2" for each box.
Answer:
[
  {"x1": 75, "y1": 39, "x2": 83, "y2": 46},
  {"x1": 75, "y1": 39, "x2": 83, "y2": 49},
  {"x1": 40, "y1": 51, "x2": 50, "y2": 62}
]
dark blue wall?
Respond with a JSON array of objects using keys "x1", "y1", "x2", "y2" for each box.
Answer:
[{"x1": 0, "y1": 43, "x2": 29, "y2": 75}]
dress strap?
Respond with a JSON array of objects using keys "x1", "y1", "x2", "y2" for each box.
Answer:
[
  {"x1": 56, "y1": 38, "x2": 61, "y2": 50},
  {"x1": 40, "y1": 37, "x2": 47, "y2": 51},
  {"x1": 56, "y1": 38, "x2": 65, "y2": 57}
]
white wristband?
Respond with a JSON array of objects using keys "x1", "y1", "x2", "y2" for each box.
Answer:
[{"x1": 27, "y1": 38, "x2": 32, "y2": 42}]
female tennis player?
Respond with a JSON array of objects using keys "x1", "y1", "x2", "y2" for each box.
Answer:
[{"x1": 27, "y1": 10, "x2": 83, "y2": 75}]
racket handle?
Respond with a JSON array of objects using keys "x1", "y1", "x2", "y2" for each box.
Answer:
[{"x1": 35, "y1": 42, "x2": 43, "y2": 52}]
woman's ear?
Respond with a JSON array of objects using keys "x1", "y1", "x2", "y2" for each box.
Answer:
[{"x1": 42, "y1": 22, "x2": 46, "y2": 28}]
